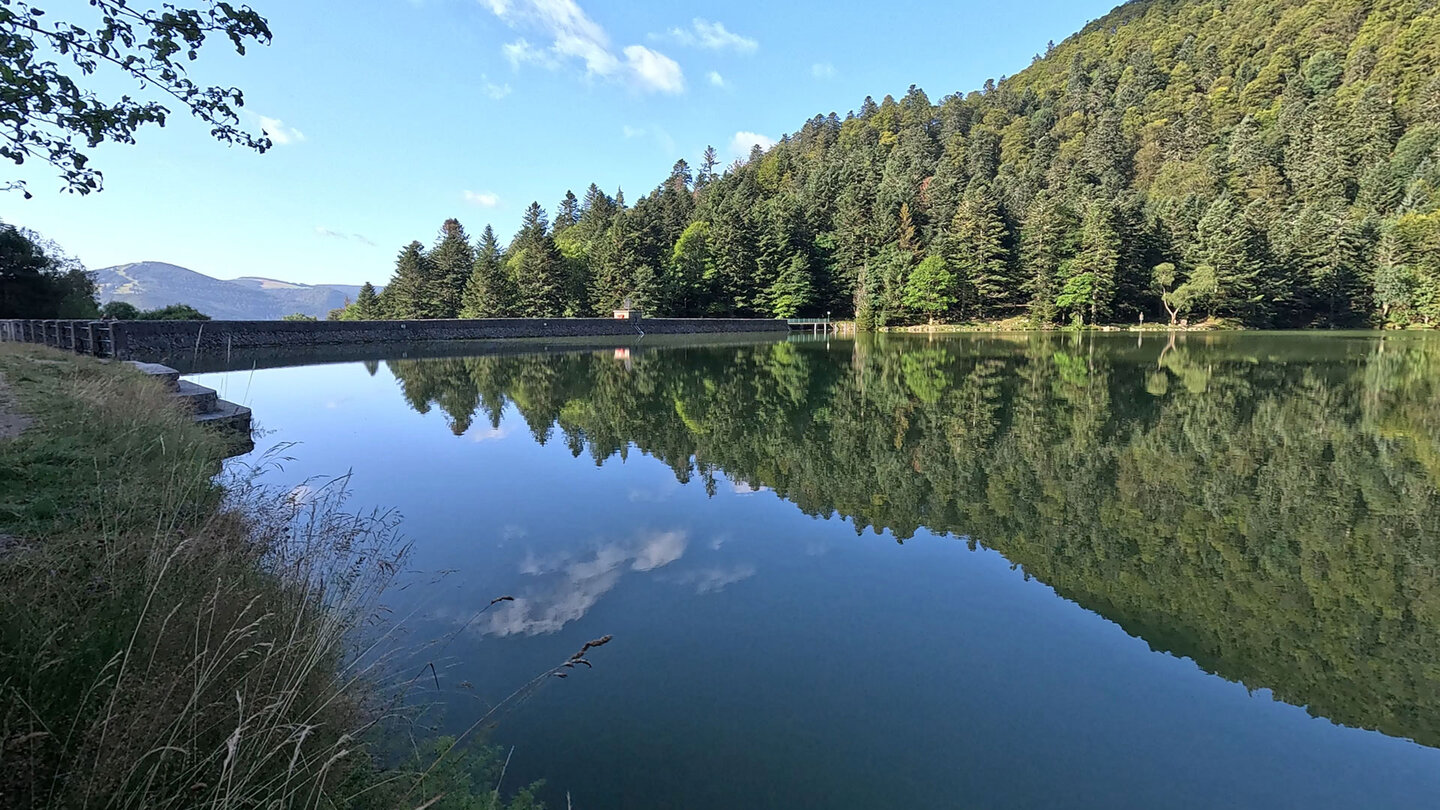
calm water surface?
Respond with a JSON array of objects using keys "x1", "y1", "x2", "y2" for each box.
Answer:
[{"x1": 191, "y1": 331, "x2": 1440, "y2": 810}]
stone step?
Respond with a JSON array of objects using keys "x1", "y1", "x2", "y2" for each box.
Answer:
[
  {"x1": 195, "y1": 399, "x2": 252, "y2": 434},
  {"x1": 127, "y1": 361, "x2": 180, "y2": 390},
  {"x1": 172, "y1": 380, "x2": 219, "y2": 413}
]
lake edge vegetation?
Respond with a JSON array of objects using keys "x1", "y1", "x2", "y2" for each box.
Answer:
[{"x1": 0, "y1": 344, "x2": 549, "y2": 809}]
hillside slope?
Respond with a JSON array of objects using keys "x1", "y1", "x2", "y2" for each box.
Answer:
[
  {"x1": 369, "y1": 0, "x2": 1440, "y2": 328},
  {"x1": 96, "y1": 262, "x2": 361, "y2": 319}
]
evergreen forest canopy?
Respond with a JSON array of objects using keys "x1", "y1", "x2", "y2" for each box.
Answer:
[
  {"x1": 380, "y1": 331, "x2": 1440, "y2": 748},
  {"x1": 347, "y1": 0, "x2": 1440, "y2": 329}
]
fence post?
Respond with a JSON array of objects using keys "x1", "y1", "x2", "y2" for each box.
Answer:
[{"x1": 108, "y1": 321, "x2": 127, "y2": 360}]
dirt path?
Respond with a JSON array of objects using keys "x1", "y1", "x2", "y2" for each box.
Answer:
[{"x1": 0, "y1": 371, "x2": 33, "y2": 439}]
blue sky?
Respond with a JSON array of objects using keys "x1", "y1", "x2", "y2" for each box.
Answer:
[{"x1": 0, "y1": 0, "x2": 1120, "y2": 286}]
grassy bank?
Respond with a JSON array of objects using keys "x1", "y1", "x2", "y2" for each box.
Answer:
[{"x1": 0, "y1": 345, "x2": 544, "y2": 809}]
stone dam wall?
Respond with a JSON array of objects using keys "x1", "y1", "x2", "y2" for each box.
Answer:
[{"x1": 0, "y1": 317, "x2": 790, "y2": 363}]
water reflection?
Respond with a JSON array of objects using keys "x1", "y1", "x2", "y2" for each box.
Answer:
[
  {"x1": 488, "y1": 530, "x2": 689, "y2": 637},
  {"x1": 382, "y1": 331, "x2": 1440, "y2": 747}
]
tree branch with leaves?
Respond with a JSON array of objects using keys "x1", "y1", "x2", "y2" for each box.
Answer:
[{"x1": 0, "y1": 0, "x2": 272, "y2": 197}]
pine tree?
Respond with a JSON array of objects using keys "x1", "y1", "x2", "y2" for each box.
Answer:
[
  {"x1": 1289, "y1": 202, "x2": 1370, "y2": 326},
  {"x1": 354, "y1": 282, "x2": 379, "y2": 320},
  {"x1": 897, "y1": 202, "x2": 918, "y2": 255},
  {"x1": 1191, "y1": 195, "x2": 1263, "y2": 321},
  {"x1": 427, "y1": 219, "x2": 474, "y2": 318},
  {"x1": 1350, "y1": 84, "x2": 1399, "y2": 170},
  {"x1": 669, "y1": 159, "x2": 693, "y2": 192},
  {"x1": 1068, "y1": 198, "x2": 1120, "y2": 324},
  {"x1": 460, "y1": 225, "x2": 511, "y2": 318},
  {"x1": 1020, "y1": 190, "x2": 1077, "y2": 324},
  {"x1": 379, "y1": 241, "x2": 430, "y2": 319},
  {"x1": 1372, "y1": 225, "x2": 1414, "y2": 324},
  {"x1": 854, "y1": 264, "x2": 877, "y2": 332},
  {"x1": 768, "y1": 253, "x2": 815, "y2": 318},
  {"x1": 511, "y1": 203, "x2": 565, "y2": 317},
  {"x1": 945, "y1": 185, "x2": 1013, "y2": 317},
  {"x1": 591, "y1": 210, "x2": 637, "y2": 314},
  {"x1": 556, "y1": 191, "x2": 581, "y2": 233},
  {"x1": 697, "y1": 146, "x2": 720, "y2": 190},
  {"x1": 581, "y1": 184, "x2": 614, "y2": 221}
]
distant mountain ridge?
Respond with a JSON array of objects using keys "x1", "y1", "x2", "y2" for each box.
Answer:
[{"x1": 95, "y1": 262, "x2": 369, "y2": 320}]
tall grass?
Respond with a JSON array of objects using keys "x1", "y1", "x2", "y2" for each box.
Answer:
[{"x1": 0, "y1": 346, "x2": 408, "y2": 808}]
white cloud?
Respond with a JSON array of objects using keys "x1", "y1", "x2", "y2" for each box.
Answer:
[
  {"x1": 256, "y1": 114, "x2": 305, "y2": 145},
  {"x1": 707, "y1": 70, "x2": 725, "y2": 87},
  {"x1": 623, "y1": 45, "x2": 684, "y2": 93},
  {"x1": 631, "y1": 531, "x2": 687, "y2": 572},
  {"x1": 622, "y1": 124, "x2": 646, "y2": 138},
  {"x1": 669, "y1": 564, "x2": 757, "y2": 594},
  {"x1": 314, "y1": 227, "x2": 377, "y2": 247},
  {"x1": 481, "y1": 74, "x2": 513, "y2": 99},
  {"x1": 812, "y1": 62, "x2": 836, "y2": 79},
  {"x1": 463, "y1": 190, "x2": 501, "y2": 207},
  {"x1": 730, "y1": 130, "x2": 776, "y2": 157},
  {"x1": 658, "y1": 19, "x2": 758, "y2": 53},
  {"x1": 731, "y1": 480, "x2": 772, "y2": 495},
  {"x1": 468, "y1": 423, "x2": 514, "y2": 441},
  {"x1": 503, "y1": 38, "x2": 555, "y2": 69},
  {"x1": 483, "y1": 529, "x2": 689, "y2": 636},
  {"x1": 485, "y1": 0, "x2": 684, "y2": 94}
]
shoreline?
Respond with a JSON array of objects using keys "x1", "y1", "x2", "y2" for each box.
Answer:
[
  {"x1": 0, "y1": 344, "x2": 536, "y2": 808},
  {"x1": 876, "y1": 320, "x2": 1440, "y2": 334}
]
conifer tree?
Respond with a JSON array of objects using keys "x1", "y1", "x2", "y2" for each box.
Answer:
[
  {"x1": 355, "y1": 282, "x2": 379, "y2": 320},
  {"x1": 591, "y1": 211, "x2": 637, "y2": 314},
  {"x1": 556, "y1": 191, "x2": 581, "y2": 233},
  {"x1": 945, "y1": 185, "x2": 1013, "y2": 317},
  {"x1": 461, "y1": 225, "x2": 511, "y2": 318},
  {"x1": 1021, "y1": 190, "x2": 1077, "y2": 324},
  {"x1": 897, "y1": 202, "x2": 919, "y2": 255},
  {"x1": 1191, "y1": 195, "x2": 1263, "y2": 321},
  {"x1": 1372, "y1": 225, "x2": 1414, "y2": 324},
  {"x1": 428, "y1": 219, "x2": 474, "y2": 318},
  {"x1": 698, "y1": 146, "x2": 720, "y2": 190},
  {"x1": 511, "y1": 202, "x2": 565, "y2": 316},
  {"x1": 1066, "y1": 198, "x2": 1120, "y2": 324},
  {"x1": 768, "y1": 253, "x2": 815, "y2": 318},
  {"x1": 379, "y1": 241, "x2": 430, "y2": 319},
  {"x1": 1289, "y1": 202, "x2": 1370, "y2": 326},
  {"x1": 854, "y1": 264, "x2": 878, "y2": 332}
]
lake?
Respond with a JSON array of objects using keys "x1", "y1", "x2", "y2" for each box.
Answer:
[{"x1": 190, "y1": 330, "x2": 1440, "y2": 810}]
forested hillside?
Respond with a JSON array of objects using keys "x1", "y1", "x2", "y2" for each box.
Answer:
[{"x1": 354, "y1": 0, "x2": 1440, "y2": 328}]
